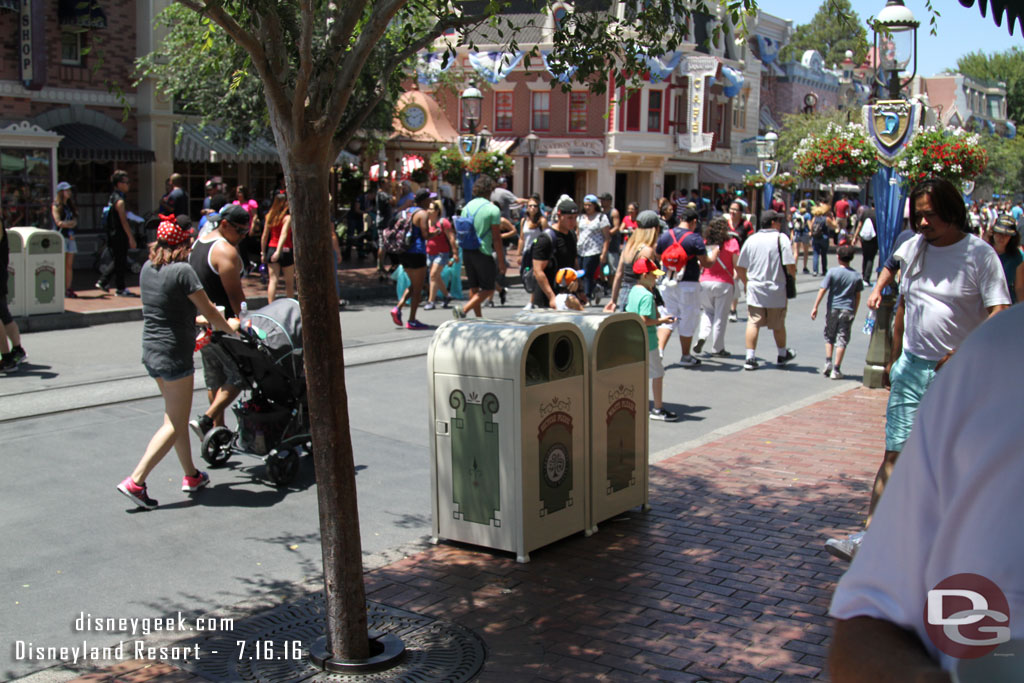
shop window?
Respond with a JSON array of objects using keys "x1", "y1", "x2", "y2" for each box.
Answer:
[
  {"x1": 532, "y1": 92, "x2": 550, "y2": 131},
  {"x1": 2, "y1": 147, "x2": 53, "y2": 229},
  {"x1": 61, "y1": 30, "x2": 84, "y2": 66},
  {"x1": 495, "y1": 92, "x2": 514, "y2": 132},
  {"x1": 648, "y1": 91, "x2": 662, "y2": 132},
  {"x1": 569, "y1": 92, "x2": 587, "y2": 132}
]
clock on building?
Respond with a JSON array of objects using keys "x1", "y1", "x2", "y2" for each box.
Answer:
[{"x1": 400, "y1": 104, "x2": 427, "y2": 132}]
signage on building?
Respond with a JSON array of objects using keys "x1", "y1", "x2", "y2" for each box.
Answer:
[
  {"x1": 536, "y1": 139, "x2": 605, "y2": 158},
  {"x1": 19, "y1": 0, "x2": 46, "y2": 90},
  {"x1": 678, "y1": 56, "x2": 718, "y2": 154}
]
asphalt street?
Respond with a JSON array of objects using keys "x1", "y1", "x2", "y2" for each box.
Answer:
[{"x1": 1, "y1": 273, "x2": 870, "y2": 680}]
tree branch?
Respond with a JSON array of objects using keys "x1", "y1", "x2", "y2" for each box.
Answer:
[
  {"x1": 325, "y1": 0, "x2": 371, "y2": 74},
  {"x1": 294, "y1": 0, "x2": 315, "y2": 133}
]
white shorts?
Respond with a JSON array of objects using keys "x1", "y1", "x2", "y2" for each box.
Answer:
[{"x1": 657, "y1": 279, "x2": 701, "y2": 337}]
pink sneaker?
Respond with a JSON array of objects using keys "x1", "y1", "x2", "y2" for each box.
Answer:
[
  {"x1": 390, "y1": 307, "x2": 403, "y2": 327},
  {"x1": 182, "y1": 470, "x2": 210, "y2": 492},
  {"x1": 117, "y1": 477, "x2": 158, "y2": 510}
]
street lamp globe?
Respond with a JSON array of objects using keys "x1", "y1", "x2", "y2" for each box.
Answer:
[
  {"x1": 764, "y1": 130, "x2": 778, "y2": 159},
  {"x1": 461, "y1": 81, "x2": 483, "y2": 134},
  {"x1": 872, "y1": 0, "x2": 919, "y2": 99}
]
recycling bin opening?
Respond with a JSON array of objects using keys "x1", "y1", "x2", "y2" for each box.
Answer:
[{"x1": 553, "y1": 337, "x2": 573, "y2": 373}]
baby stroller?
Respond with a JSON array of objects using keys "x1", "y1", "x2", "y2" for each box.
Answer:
[{"x1": 200, "y1": 298, "x2": 311, "y2": 486}]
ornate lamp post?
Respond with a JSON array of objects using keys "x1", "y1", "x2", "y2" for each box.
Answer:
[
  {"x1": 861, "y1": 0, "x2": 920, "y2": 388},
  {"x1": 461, "y1": 81, "x2": 482, "y2": 135},
  {"x1": 872, "y1": 0, "x2": 919, "y2": 100},
  {"x1": 525, "y1": 131, "x2": 538, "y2": 196},
  {"x1": 755, "y1": 130, "x2": 779, "y2": 224}
]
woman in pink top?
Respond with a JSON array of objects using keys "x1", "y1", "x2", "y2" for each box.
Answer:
[
  {"x1": 423, "y1": 199, "x2": 457, "y2": 310},
  {"x1": 695, "y1": 217, "x2": 740, "y2": 357}
]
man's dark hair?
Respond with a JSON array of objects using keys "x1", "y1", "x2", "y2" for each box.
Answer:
[
  {"x1": 210, "y1": 193, "x2": 229, "y2": 212},
  {"x1": 473, "y1": 174, "x2": 496, "y2": 198},
  {"x1": 837, "y1": 244, "x2": 855, "y2": 262},
  {"x1": 760, "y1": 210, "x2": 782, "y2": 230},
  {"x1": 909, "y1": 177, "x2": 967, "y2": 232},
  {"x1": 110, "y1": 170, "x2": 129, "y2": 186}
]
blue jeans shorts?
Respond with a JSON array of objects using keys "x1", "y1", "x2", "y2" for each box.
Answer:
[
  {"x1": 427, "y1": 253, "x2": 450, "y2": 269},
  {"x1": 144, "y1": 363, "x2": 194, "y2": 382},
  {"x1": 884, "y1": 350, "x2": 938, "y2": 452}
]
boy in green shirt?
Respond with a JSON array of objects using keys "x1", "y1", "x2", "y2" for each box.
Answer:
[{"x1": 626, "y1": 257, "x2": 678, "y2": 421}]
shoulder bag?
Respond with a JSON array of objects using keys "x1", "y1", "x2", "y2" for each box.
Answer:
[{"x1": 777, "y1": 235, "x2": 796, "y2": 299}]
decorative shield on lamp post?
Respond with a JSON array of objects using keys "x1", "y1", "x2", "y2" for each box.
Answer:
[
  {"x1": 759, "y1": 160, "x2": 779, "y2": 182},
  {"x1": 963, "y1": 180, "x2": 975, "y2": 196},
  {"x1": 863, "y1": 99, "x2": 922, "y2": 165}
]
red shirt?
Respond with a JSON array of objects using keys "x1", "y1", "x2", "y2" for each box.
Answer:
[
  {"x1": 426, "y1": 218, "x2": 452, "y2": 256},
  {"x1": 835, "y1": 199, "x2": 850, "y2": 219}
]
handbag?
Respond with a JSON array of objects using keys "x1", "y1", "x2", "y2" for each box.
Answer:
[{"x1": 777, "y1": 236, "x2": 797, "y2": 299}]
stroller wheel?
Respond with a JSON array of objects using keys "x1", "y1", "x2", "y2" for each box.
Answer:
[
  {"x1": 201, "y1": 427, "x2": 233, "y2": 468},
  {"x1": 266, "y1": 448, "x2": 299, "y2": 487}
]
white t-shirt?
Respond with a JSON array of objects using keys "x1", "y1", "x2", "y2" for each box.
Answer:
[
  {"x1": 893, "y1": 233, "x2": 1009, "y2": 361},
  {"x1": 736, "y1": 229, "x2": 794, "y2": 309},
  {"x1": 830, "y1": 305, "x2": 1024, "y2": 672},
  {"x1": 577, "y1": 212, "x2": 610, "y2": 258}
]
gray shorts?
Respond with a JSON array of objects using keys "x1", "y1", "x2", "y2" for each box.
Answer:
[
  {"x1": 200, "y1": 343, "x2": 243, "y2": 391},
  {"x1": 824, "y1": 308, "x2": 855, "y2": 348}
]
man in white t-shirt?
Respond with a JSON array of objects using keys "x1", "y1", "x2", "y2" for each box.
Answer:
[
  {"x1": 827, "y1": 178, "x2": 1009, "y2": 561},
  {"x1": 829, "y1": 304, "x2": 1024, "y2": 680},
  {"x1": 735, "y1": 210, "x2": 797, "y2": 370}
]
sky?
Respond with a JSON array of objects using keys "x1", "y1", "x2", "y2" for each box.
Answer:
[{"x1": 753, "y1": 0, "x2": 1022, "y2": 76}]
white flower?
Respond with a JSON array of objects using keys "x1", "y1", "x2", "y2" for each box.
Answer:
[
  {"x1": 898, "y1": 159, "x2": 907, "y2": 169},
  {"x1": 815, "y1": 164, "x2": 824, "y2": 172},
  {"x1": 952, "y1": 163, "x2": 962, "y2": 173},
  {"x1": 933, "y1": 163, "x2": 943, "y2": 172},
  {"x1": 851, "y1": 148, "x2": 862, "y2": 157}
]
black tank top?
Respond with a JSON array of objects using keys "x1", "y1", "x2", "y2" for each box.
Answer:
[{"x1": 188, "y1": 237, "x2": 238, "y2": 318}]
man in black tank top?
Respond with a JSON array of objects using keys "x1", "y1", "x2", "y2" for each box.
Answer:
[{"x1": 187, "y1": 204, "x2": 250, "y2": 438}]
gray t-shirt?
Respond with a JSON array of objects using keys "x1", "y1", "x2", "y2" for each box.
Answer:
[
  {"x1": 821, "y1": 265, "x2": 864, "y2": 311},
  {"x1": 490, "y1": 187, "x2": 519, "y2": 221},
  {"x1": 140, "y1": 260, "x2": 203, "y2": 375}
]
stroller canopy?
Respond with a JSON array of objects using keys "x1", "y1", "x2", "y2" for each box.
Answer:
[{"x1": 245, "y1": 298, "x2": 303, "y2": 353}]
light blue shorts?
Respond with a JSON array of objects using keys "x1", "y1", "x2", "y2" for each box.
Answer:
[
  {"x1": 884, "y1": 351, "x2": 938, "y2": 452},
  {"x1": 64, "y1": 236, "x2": 78, "y2": 254},
  {"x1": 427, "y1": 253, "x2": 450, "y2": 269}
]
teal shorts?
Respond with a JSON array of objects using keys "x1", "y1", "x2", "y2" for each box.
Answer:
[{"x1": 884, "y1": 351, "x2": 938, "y2": 452}]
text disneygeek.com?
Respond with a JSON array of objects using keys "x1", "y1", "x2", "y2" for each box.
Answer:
[{"x1": 12, "y1": 611, "x2": 235, "y2": 665}]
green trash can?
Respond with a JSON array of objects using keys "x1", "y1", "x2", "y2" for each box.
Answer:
[
  {"x1": 5, "y1": 227, "x2": 26, "y2": 317},
  {"x1": 518, "y1": 311, "x2": 650, "y2": 534},
  {"x1": 428, "y1": 318, "x2": 588, "y2": 563},
  {"x1": 12, "y1": 227, "x2": 64, "y2": 315}
]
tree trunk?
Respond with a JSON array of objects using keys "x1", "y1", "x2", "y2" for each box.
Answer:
[{"x1": 281, "y1": 149, "x2": 370, "y2": 661}]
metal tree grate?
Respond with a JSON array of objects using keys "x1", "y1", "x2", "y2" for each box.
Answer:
[{"x1": 177, "y1": 594, "x2": 487, "y2": 682}]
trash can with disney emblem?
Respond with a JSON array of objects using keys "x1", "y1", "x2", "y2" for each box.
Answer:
[
  {"x1": 428, "y1": 318, "x2": 587, "y2": 563},
  {"x1": 12, "y1": 227, "x2": 64, "y2": 315},
  {"x1": 518, "y1": 311, "x2": 649, "y2": 534}
]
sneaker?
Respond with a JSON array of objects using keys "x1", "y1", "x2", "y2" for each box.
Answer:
[
  {"x1": 95, "y1": 280, "x2": 109, "y2": 292},
  {"x1": 679, "y1": 355, "x2": 701, "y2": 367},
  {"x1": 693, "y1": 338, "x2": 706, "y2": 355},
  {"x1": 713, "y1": 349, "x2": 730, "y2": 358},
  {"x1": 825, "y1": 531, "x2": 864, "y2": 562},
  {"x1": 189, "y1": 414, "x2": 214, "y2": 439},
  {"x1": 649, "y1": 408, "x2": 678, "y2": 421},
  {"x1": 452, "y1": 308, "x2": 466, "y2": 320},
  {"x1": 115, "y1": 288, "x2": 139, "y2": 297},
  {"x1": 831, "y1": 368, "x2": 844, "y2": 380},
  {"x1": 776, "y1": 349, "x2": 797, "y2": 365},
  {"x1": 442, "y1": 296, "x2": 452, "y2": 309},
  {"x1": 743, "y1": 358, "x2": 759, "y2": 371},
  {"x1": 117, "y1": 477, "x2": 158, "y2": 510},
  {"x1": 0, "y1": 354, "x2": 17, "y2": 372},
  {"x1": 802, "y1": 268, "x2": 811, "y2": 274},
  {"x1": 390, "y1": 307, "x2": 403, "y2": 327},
  {"x1": 423, "y1": 301, "x2": 436, "y2": 311},
  {"x1": 822, "y1": 360, "x2": 834, "y2": 377},
  {"x1": 9, "y1": 346, "x2": 27, "y2": 365},
  {"x1": 406, "y1": 319, "x2": 430, "y2": 330},
  {"x1": 728, "y1": 312, "x2": 738, "y2": 323},
  {"x1": 486, "y1": 299, "x2": 495, "y2": 308},
  {"x1": 182, "y1": 470, "x2": 210, "y2": 492},
  {"x1": 66, "y1": 289, "x2": 79, "y2": 299},
  {"x1": 499, "y1": 289, "x2": 507, "y2": 305}
]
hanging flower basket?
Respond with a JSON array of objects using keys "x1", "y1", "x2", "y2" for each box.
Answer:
[
  {"x1": 466, "y1": 150, "x2": 514, "y2": 179},
  {"x1": 742, "y1": 171, "x2": 766, "y2": 189},
  {"x1": 773, "y1": 172, "x2": 800, "y2": 193},
  {"x1": 794, "y1": 123, "x2": 880, "y2": 183},
  {"x1": 429, "y1": 147, "x2": 465, "y2": 185},
  {"x1": 894, "y1": 127, "x2": 988, "y2": 189}
]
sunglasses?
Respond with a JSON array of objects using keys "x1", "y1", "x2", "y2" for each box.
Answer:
[{"x1": 228, "y1": 221, "x2": 250, "y2": 235}]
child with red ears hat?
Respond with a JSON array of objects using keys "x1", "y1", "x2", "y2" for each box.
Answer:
[{"x1": 626, "y1": 256, "x2": 679, "y2": 421}]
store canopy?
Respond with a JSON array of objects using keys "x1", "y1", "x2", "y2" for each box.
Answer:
[
  {"x1": 699, "y1": 163, "x2": 754, "y2": 185},
  {"x1": 0, "y1": 0, "x2": 18, "y2": 11},
  {"x1": 53, "y1": 123, "x2": 154, "y2": 163},
  {"x1": 174, "y1": 122, "x2": 279, "y2": 164},
  {"x1": 58, "y1": 0, "x2": 107, "y2": 29}
]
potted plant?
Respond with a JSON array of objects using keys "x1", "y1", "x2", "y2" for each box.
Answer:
[
  {"x1": 742, "y1": 171, "x2": 766, "y2": 189},
  {"x1": 429, "y1": 147, "x2": 465, "y2": 185},
  {"x1": 894, "y1": 126, "x2": 988, "y2": 188},
  {"x1": 467, "y1": 150, "x2": 514, "y2": 180},
  {"x1": 794, "y1": 122, "x2": 879, "y2": 183}
]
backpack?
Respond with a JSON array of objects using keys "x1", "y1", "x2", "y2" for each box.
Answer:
[
  {"x1": 661, "y1": 229, "x2": 691, "y2": 272},
  {"x1": 453, "y1": 201, "x2": 483, "y2": 250},
  {"x1": 521, "y1": 228, "x2": 558, "y2": 294},
  {"x1": 101, "y1": 195, "x2": 117, "y2": 236},
  {"x1": 382, "y1": 211, "x2": 414, "y2": 255},
  {"x1": 811, "y1": 216, "x2": 828, "y2": 239}
]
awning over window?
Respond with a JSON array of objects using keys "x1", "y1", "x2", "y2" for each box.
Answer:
[
  {"x1": 699, "y1": 163, "x2": 754, "y2": 185},
  {"x1": 59, "y1": 0, "x2": 107, "y2": 29},
  {"x1": 0, "y1": 0, "x2": 18, "y2": 12},
  {"x1": 174, "y1": 122, "x2": 279, "y2": 164},
  {"x1": 53, "y1": 123, "x2": 154, "y2": 163},
  {"x1": 488, "y1": 136, "x2": 519, "y2": 155}
]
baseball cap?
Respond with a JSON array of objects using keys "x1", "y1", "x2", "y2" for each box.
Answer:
[
  {"x1": 583, "y1": 194, "x2": 600, "y2": 206},
  {"x1": 175, "y1": 214, "x2": 193, "y2": 231},
  {"x1": 636, "y1": 210, "x2": 661, "y2": 229},
  {"x1": 56, "y1": 181, "x2": 73, "y2": 192},
  {"x1": 993, "y1": 214, "x2": 1018, "y2": 235},
  {"x1": 598, "y1": 192, "x2": 613, "y2": 201},
  {"x1": 557, "y1": 198, "x2": 578, "y2": 215},
  {"x1": 555, "y1": 268, "x2": 585, "y2": 285},
  {"x1": 220, "y1": 204, "x2": 251, "y2": 228},
  {"x1": 632, "y1": 257, "x2": 664, "y2": 277},
  {"x1": 415, "y1": 187, "x2": 432, "y2": 204}
]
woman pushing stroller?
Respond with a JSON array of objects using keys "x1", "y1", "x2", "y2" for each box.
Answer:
[{"x1": 117, "y1": 216, "x2": 239, "y2": 510}]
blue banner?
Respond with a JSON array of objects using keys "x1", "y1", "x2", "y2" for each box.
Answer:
[
  {"x1": 763, "y1": 183, "x2": 774, "y2": 210},
  {"x1": 872, "y1": 166, "x2": 907, "y2": 279}
]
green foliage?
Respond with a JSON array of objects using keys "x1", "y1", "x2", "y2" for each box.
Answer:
[
  {"x1": 430, "y1": 147, "x2": 465, "y2": 185},
  {"x1": 895, "y1": 127, "x2": 988, "y2": 189},
  {"x1": 776, "y1": 109, "x2": 852, "y2": 164},
  {"x1": 956, "y1": 47, "x2": 1024, "y2": 126},
  {"x1": 793, "y1": 122, "x2": 879, "y2": 182},
  {"x1": 778, "y1": 0, "x2": 870, "y2": 68},
  {"x1": 466, "y1": 150, "x2": 514, "y2": 179},
  {"x1": 975, "y1": 132, "x2": 1024, "y2": 198}
]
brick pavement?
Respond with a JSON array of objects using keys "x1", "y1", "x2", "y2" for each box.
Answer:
[{"x1": 55, "y1": 385, "x2": 886, "y2": 683}]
